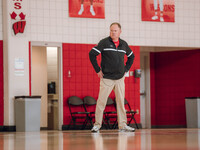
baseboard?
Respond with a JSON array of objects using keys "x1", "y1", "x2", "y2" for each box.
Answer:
[
  {"x1": 0, "y1": 126, "x2": 49, "y2": 132},
  {"x1": 0, "y1": 126, "x2": 3, "y2": 131},
  {"x1": 0, "y1": 126, "x2": 16, "y2": 132},
  {"x1": 62, "y1": 123, "x2": 142, "y2": 130},
  {"x1": 151, "y1": 125, "x2": 186, "y2": 128},
  {"x1": 62, "y1": 125, "x2": 89, "y2": 130},
  {"x1": 40, "y1": 127, "x2": 48, "y2": 130}
]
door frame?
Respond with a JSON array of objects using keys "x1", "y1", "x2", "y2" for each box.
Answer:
[
  {"x1": 30, "y1": 41, "x2": 63, "y2": 130},
  {"x1": 140, "y1": 52, "x2": 151, "y2": 128}
]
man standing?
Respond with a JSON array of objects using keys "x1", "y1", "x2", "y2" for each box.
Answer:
[{"x1": 89, "y1": 22, "x2": 135, "y2": 132}]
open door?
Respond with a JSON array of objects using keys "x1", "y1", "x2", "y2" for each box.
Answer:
[{"x1": 32, "y1": 46, "x2": 48, "y2": 129}]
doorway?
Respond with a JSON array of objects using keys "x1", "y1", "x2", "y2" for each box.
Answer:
[{"x1": 31, "y1": 42, "x2": 63, "y2": 130}]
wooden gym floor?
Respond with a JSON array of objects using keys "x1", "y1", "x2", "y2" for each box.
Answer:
[{"x1": 1, "y1": 128, "x2": 200, "y2": 150}]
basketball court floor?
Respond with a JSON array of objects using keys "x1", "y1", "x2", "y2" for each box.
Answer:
[{"x1": 1, "y1": 128, "x2": 200, "y2": 150}]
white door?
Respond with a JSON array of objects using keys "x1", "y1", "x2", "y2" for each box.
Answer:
[{"x1": 32, "y1": 46, "x2": 48, "y2": 128}]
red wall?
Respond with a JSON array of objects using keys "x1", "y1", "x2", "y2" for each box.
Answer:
[
  {"x1": 0, "y1": 41, "x2": 3, "y2": 126},
  {"x1": 62, "y1": 43, "x2": 140, "y2": 125},
  {"x1": 150, "y1": 49, "x2": 200, "y2": 127}
]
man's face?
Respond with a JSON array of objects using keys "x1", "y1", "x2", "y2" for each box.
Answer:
[{"x1": 110, "y1": 24, "x2": 121, "y2": 41}]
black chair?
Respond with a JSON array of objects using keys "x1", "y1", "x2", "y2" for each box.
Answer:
[
  {"x1": 103, "y1": 97, "x2": 118, "y2": 129},
  {"x1": 67, "y1": 96, "x2": 92, "y2": 130},
  {"x1": 124, "y1": 98, "x2": 139, "y2": 129},
  {"x1": 83, "y1": 96, "x2": 97, "y2": 126},
  {"x1": 112, "y1": 98, "x2": 139, "y2": 129}
]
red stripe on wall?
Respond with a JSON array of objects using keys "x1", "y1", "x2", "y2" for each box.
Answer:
[
  {"x1": 29, "y1": 41, "x2": 31, "y2": 96},
  {"x1": 62, "y1": 43, "x2": 140, "y2": 125},
  {"x1": 0, "y1": 40, "x2": 3, "y2": 126},
  {"x1": 150, "y1": 49, "x2": 200, "y2": 126}
]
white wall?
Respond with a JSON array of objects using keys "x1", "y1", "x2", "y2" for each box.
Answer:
[
  {"x1": 0, "y1": 0, "x2": 199, "y2": 47},
  {"x1": 27, "y1": 0, "x2": 200, "y2": 48},
  {"x1": 0, "y1": 0, "x2": 2, "y2": 40},
  {"x1": 120, "y1": 0, "x2": 200, "y2": 47},
  {"x1": 3, "y1": 0, "x2": 30, "y2": 126}
]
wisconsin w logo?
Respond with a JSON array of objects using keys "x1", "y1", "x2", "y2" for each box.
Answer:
[
  {"x1": 10, "y1": 12, "x2": 26, "y2": 35},
  {"x1": 13, "y1": 21, "x2": 26, "y2": 35}
]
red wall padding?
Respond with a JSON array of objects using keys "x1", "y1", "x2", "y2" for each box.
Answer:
[
  {"x1": 0, "y1": 41, "x2": 3, "y2": 126},
  {"x1": 62, "y1": 43, "x2": 140, "y2": 125},
  {"x1": 150, "y1": 50, "x2": 200, "y2": 126}
]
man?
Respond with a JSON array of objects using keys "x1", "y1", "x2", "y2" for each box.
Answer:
[
  {"x1": 89, "y1": 22, "x2": 135, "y2": 132},
  {"x1": 152, "y1": 0, "x2": 164, "y2": 22},
  {"x1": 78, "y1": 0, "x2": 95, "y2": 16}
]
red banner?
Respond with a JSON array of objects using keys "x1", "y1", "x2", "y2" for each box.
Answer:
[
  {"x1": 69, "y1": 0, "x2": 105, "y2": 19},
  {"x1": 142, "y1": 0, "x2": 175, "y2": 22},
  {"x1": 10, "y1": 0, "x2": 27, "y2": 35}
]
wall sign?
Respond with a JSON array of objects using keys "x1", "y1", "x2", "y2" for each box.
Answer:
[
  {"x1": 10, "y1": 0, "x2": 27, "y2": 35},
  {"x1": 69, "y1": 0, "x2": 105, "y2": 19},
  {"x1": 15, "y1": 58, "x2": 24, "y2": 76},
  {"x1": 142, "y1": 0, "x2": 175, "y2": 22}
]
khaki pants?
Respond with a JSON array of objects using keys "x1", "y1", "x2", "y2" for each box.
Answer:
[{"x1": 94, "y1": 76, "x2": 127, "y2": 129}]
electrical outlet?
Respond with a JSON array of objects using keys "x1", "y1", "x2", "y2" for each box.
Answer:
[{"x1": 136, "y1": 109, "x2": 139, "y2": 114}]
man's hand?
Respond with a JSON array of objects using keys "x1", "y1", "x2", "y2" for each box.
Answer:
[{"x1": 97, "y1": 70, "x2": 104, "y2": 78}]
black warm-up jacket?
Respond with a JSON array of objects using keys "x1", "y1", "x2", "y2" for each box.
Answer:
[{"x1": 89, "y1": 36, "x2": 134, "y2": 80}]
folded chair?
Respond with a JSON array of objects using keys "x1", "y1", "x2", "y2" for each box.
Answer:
[
  {"x1": 83, "y1": 96, "x2": 97, "y2": 127},
  {"x1": 67, "y1": 96, "x2": 92, "y2": 130},
  {"x1": 112, "y1": 98, "x2": 139, "y2": 129},
  {"x1": 104, "y1": 97, "x2": 118, "y2": 129},
  {"x1": 124, "y1": 98, "x2": 139, "y2": 129}
]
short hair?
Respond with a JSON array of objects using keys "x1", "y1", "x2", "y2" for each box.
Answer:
[{"x1": 110, "y1": 22, "x2": 121, "y2": 29}]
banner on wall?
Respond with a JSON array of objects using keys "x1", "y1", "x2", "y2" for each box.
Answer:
[
  {"x1": 142, "y1": 0, "x2": 175, "y2": 22},
  {"x1": 10, "y1": 0, "x2": 27, "y2": 36},
  {"x1": 69, "y1": 0, "x2": 105, "y2": 19}
]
